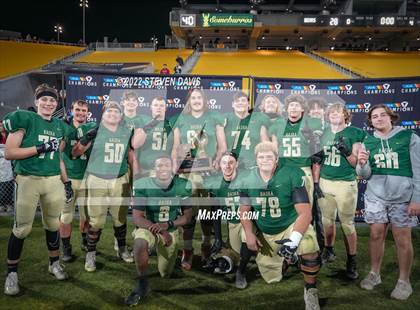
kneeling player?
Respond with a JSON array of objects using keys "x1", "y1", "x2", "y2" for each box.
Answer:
[
  {"x1": 126, "y1": 155, "x2": 192, "y2": 306},
  {"x1": 240, "y1": 142, "x2": 321, "y2": 310},
  {"x1": 3, "y1": 84, "x2": 71, "y2": 295}
]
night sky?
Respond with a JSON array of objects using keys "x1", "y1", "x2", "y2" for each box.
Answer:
[{"x1": 2, "y1": 0, "x2": 182, "y2": 43}]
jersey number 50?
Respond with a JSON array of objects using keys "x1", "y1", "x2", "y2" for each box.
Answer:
[{"x1": 104, "y1": 142, "x2": 125, "y2": 163}]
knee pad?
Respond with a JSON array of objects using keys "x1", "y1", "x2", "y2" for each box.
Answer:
[
  {"x1": 12, "y1": 223, "x2": 32, "y2": 239},
  {"x1": 44, "y1": 217, "x2": 60, "y2": 232},
  {"x1": 8, "y1": 233, "x2": 25, "y2": 260},
  {"x1": 341, "y1": 222, "x2": 356, "y2": 236},
  {"x1": 60, "y1": 207, "x2": 74, "y2": 225},
  {"x1": 183, "y1": 217, "x2": 197, "y2": 230},
  {"x1": 90, "y1": 215, "x2": 106, "y2": 230},
  {"x1": 299, "y1": 254, "x2": 321, "y2": 277},
  {"x1": 321, "y1": 216, "x2": 335, "y2": 228},
  {"x1": 45, "y1": 230, "x2": 60, "y2": 251}
]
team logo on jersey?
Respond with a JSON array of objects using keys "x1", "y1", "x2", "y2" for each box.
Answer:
[
  {"x1": 400, "y1": 83, "x2": 420, "y2": 93},
  {"x1": 401, "y1": 120, "x2": 420, "y2": 129},
  {"x1": 68, "y1": 75, "x2": 97, "y2": 87},
  {"x1": 255, "y1": 83, "x2": 284, "y2": 94},
  {"x1": 345, "y1": 102, "x2": 371, "y2": 113},
  {"x1": 326, "y1": 84, "x2": 357, "y2": 95},
  {"x1": 209, "y1": 81, "x2": 240, "y2": 91},
  {"x1": 208, "y1": 98, "x2": 222, "y2": 110},
  {"x1": 290, "y1": 84, "x2": 320, "y2": 95},
  {"x1": 363, "y1": 83, "x2": 395, "y2": 94},
  {"x1": 167, "y1": 97, "x2": 184, "y2": 109},
  {"x1": 85, "y1": 95, "x2": 109, "y2": 105},
  {"x1": 385, "y1": 101, "x2": 413, "y2": 112}
]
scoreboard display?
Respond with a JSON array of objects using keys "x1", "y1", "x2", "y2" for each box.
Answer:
[{"x1": 301, "y1": 15, "x2": 419, "y2": 27}]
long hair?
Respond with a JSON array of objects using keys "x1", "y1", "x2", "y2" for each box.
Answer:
[{"x1": 183, "y1": 88, "x2": 209, "y2": 114}]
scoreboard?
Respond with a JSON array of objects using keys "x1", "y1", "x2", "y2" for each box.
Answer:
[{"x1": 301, "y1": 15, "x2": 419, "y2": 27}]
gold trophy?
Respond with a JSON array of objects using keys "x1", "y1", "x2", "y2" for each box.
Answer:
[{"x1": 177, "y1": 124, "x2": 212, "y2": 173}]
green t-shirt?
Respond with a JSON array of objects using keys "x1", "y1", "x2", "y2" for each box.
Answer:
[
  {"x1": 364, "y1": 129, "x2": 414, "y2": 177},
  {"x1": 203, "y1": 171, "x2": 248, "y2": 224},
  {"x1": 320, "y1": 126, "x2": 366, "y2": 181},
  {"x1": 136, "y1": 117, "x2": 174, "y2": 171},
  {"x1": 62, "y1": 121, "x2": 97, "y2": 180},
  {"x1": 224, "y1": 112, "x2": 269, "y2": 168},
  {"x1": 133, "y1": 175, "x2": 192, "y2": 232},
  {"x1": 85, "y1": 123, "x2": 132, "y2": 177},
  {"x1": 241, "y1": 166, "x2": 306, "y2": 235},
  {"x1": 171, "y1": 111, "x2": 225, "y2": 159},
  {"x1": 3, "y1": 110, "x2": 67, "y2": 176},
  {"x1": 269, "y1": 116, "x2": 323, "y2": 168}
]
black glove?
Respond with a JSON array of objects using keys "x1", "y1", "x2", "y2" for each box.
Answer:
[
  {"x1": 64, "y1": 181, "x2": 74, "y2": 203},
  {"x1": 311, "y1": 151, "x2": 324, "y2": 165},
  {"x1": 210, "y1": 239, "x2": 223, "y2": 255},
  {"x1": 314, "y1": 182, "x2": 324, "y2": 199},
  {"x1": 142, "y1": 117, "x2": 160, "y2": 133},
  {"x1": 334, "y1": 137, "x2": 352, "y2": 157},
  {"x1": 275, "y1": 239, "x2": 299, "y2": 265},
  {"x1": 36, "y1": 138, "x2": 59, "y2": 154},
  {"x1": 80, "y1": 127, "x2": 98, "y2": 146}
]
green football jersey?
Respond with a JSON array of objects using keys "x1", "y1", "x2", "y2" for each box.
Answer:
[
  {"x1": 320, "y1": 126, "x2": 366, "y2": 181},
  {"x1": 224, "y1": 112, "x2": 269, "y2": 168},
  {"x1": 124, "y1": 114, "x2": 149, "y2": 131},
  {"x1": 203, "y1": 171, "x2": 249, "y2": 224},
  {"x1": 364, "y1": 129, "x2": 413, "y2": 177},
  {"x1": 3, "y1": 110, "x2": 67, "y2": 176},
  {"x1": 86, "y1": 123, "x2": 132, "y2": 177},
  {"x1": 172, "y1": 111, "x2": 225, "y2": 159},
  {"x1": 133, "y1": 175, "x2": 192, "y2": 231},
  {"x1": 241, "y1": 166, "x2": 305, "y2": 235},
  {"x1": 269, "y1": 116, "x2": 322, "y2": 168},
  {"x1": 62, "y1": 121, "x2": 97, "y2": 180},
  {"x1": 136, "y1": 117, "x2": 174, "y2": 171}
]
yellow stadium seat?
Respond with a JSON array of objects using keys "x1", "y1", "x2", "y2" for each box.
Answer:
[
  {"x1": 0, "y1": 40, "x2": 84, "y2": 79},
  {"x1": 76, "y1": 49, "x2": 193, "y2": 74},
  {"x1": 191, "y1": 50, "x2": 347, "y2": 79},
  {"x1": 315, "y1": 51, "x2": 420, "y2": 78}
]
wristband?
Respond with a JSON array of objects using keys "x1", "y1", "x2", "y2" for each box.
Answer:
[
  {"x1": 167, "y1": 220, "x2": 174, "y2": 229},
  {"x1": 289, "y1": 231, "x2": 303, "y2": 247}
]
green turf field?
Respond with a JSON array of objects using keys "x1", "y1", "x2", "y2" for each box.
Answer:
[{"x1": 0, "y1": 215, "x2": 419, "y2": 309}]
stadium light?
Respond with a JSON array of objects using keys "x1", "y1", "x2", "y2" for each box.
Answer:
[
  {"x1": 54, "y1": 25, "x2": 63, "y2": 42},
  {"x1": 417, "y1": 37, "x2": 420, "y2": 41},
  {"x1": 80, "y1": 0, "x2": 89, "y2": 44},
  {"x1": 330, "y1": 46, "x2": 335, "y2": 50},
  {"x1": 299, "y1": 36, "x2": 303, "y2": 40}
]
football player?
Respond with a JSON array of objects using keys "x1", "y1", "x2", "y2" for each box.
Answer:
[
  {"x1": 224, "y1": 91, "x2": 270, "y2": 169},
  {"x1": 73, "y1": 101, "x2": 135, "y2": 272},
  {"x1": 133, "y1": 96, "x2": 173, "y2": 178},
  {"x1": 203, "y1": 151, "x2": 249, "y2": 287},
  {"x1": 240, "y1": 142, "x2": 321, "y2": 309},
  {"x1": 3, "y1": 84, "x2": 71, "y2": 296},
  {"x1": 125, "y1": 155, "x2": 192, "y2": 306},
  {"x1": 357, "y1": 104, "x2": 420, "y2": 300},
  {"x1": 121, "y1": 91, "x2": 148, "y2": 130},
  {"x1": 60, "y1": 99, "x2": 95, "y2": 261},
  {"x1": 314, "y1": 103, "x2": 365, "y2": 279},
  {"x1": 308, "y1": 97, "x2": 327, "y2": 128},
  {"x1": 171, "y1": 88, "x2": 227, "y2": 270}
]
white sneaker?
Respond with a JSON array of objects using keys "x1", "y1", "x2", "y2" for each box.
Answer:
[
  {"x1": 390, "y1": 279, "x2": 413, "y2": 300},
  {"x1": 85, "y1": 251, "x2": 96, "y2": 272},
  {"x1": 4, "y1": 272, "x2": 19, "y2": 296},
  {"x1": 360, "y1": 272, "x2": 382, "y2": 290},
  {"x1": 304, "y1": 287, "x2": 320, "y2": 310},
  {"x1": 118, "y1": 246, "x2": 134, "y2": 263},
  {"x1": 48, "y1": 261, "x2": 68, "y2": 280}
]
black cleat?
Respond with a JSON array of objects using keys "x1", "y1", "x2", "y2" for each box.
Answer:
[
  {"x1": 124, "y1": 285, "x2": 151, "y2": 307},
  {"x1": 346, "y1": 258, "x2": 359, "y2": 280},
  {"x1": 321, "y1": 248, "x2": 336, "y2": 264},
  {"x1": 235, "y1": 270, "x2": 247, "y2": 289}
]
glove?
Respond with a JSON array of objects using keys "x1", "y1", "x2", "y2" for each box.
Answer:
[
  {"x1": 210, "y1": 239, "x2": 223, "y2": 255},
  {"x1": 36, "y1": 138, "x2": 59, "y2": 154},
  {"x1": 64, "y1": 181, "x2": 74, "y2": 203},
  {"x1": 334, "y1": 137, "x2": 352, "y2": 157},
  {"x1": 142, "y1": 118, "x2": 160, "y2": 133},
  {"x1": 80, "y1": 126, "x2": 98, "y2": 146},
  {"x1": 275, "y1": 231, "x2": 302, "y2": 264},
  {"x1": 314, "y1": 182, "x2": 324, "y2": 199}
]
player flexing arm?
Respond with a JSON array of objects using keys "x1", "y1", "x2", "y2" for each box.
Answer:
[{"x1": 4, "y1": 84, "x2": 69, "y2": 296}]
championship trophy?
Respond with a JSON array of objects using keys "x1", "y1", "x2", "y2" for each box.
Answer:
[{"x1": 177, "y1": 125, "x2": 213, "y2": 173}]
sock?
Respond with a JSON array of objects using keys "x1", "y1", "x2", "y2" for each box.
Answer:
[
  {"x1": 325, "y1": 246, "x2": 334, "y2": 253},
  {"x1": 61, "y1": 237, "x2": 71, "y2": 249},
  {"x1": 184, "y1": 240, "x2": 193, "y2": 251},
  {"x1": 347, "y1": 253, "x2": 356, "y2": 262},
  {"x1": 137, "y1": 275, "x2": 149, "y2": 292},
  {"x1": 238, "y1": 243, "x2": 255, "y2": 274},
  {"x1": 113, "y1": 224, "x2": 127, "y2": 248},
  {"x1": 81, "y1": 233, "x2": 87, "y2": 245},
  {"x1": 305, "y1": 282, "x2": 317, "y2": 290},
  {"x1": 7, "y1": 263, "x2": 18, "y2": 274},
  {"x1": 49, "y1": 256, "x2": 59, "y2": 265}
]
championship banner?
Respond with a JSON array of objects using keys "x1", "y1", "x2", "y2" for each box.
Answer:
[
  {"x1": 65, "y1": 71, "x2": 243, "y2": 122},
  {"x1": 253, "y1": 77, "x2": 420, "y2": 221}
]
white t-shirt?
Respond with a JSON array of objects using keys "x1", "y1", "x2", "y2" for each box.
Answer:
[{"x1": 0, "y1": 144, "x2": 13, "y2": 182}]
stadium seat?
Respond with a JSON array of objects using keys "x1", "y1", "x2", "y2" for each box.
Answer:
[
  {"x1": 76, "y1": 49, "x2": 193, "y2": 74},
  {"x1": 0, "y1": 40, "x2": 84, "y2": 79},
  {"x1": 315, "y1": 51, "x2": 420, "y2": 78},
  {"x1": 191, "y1": 50, "x2": 347, "y2": 79}
]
